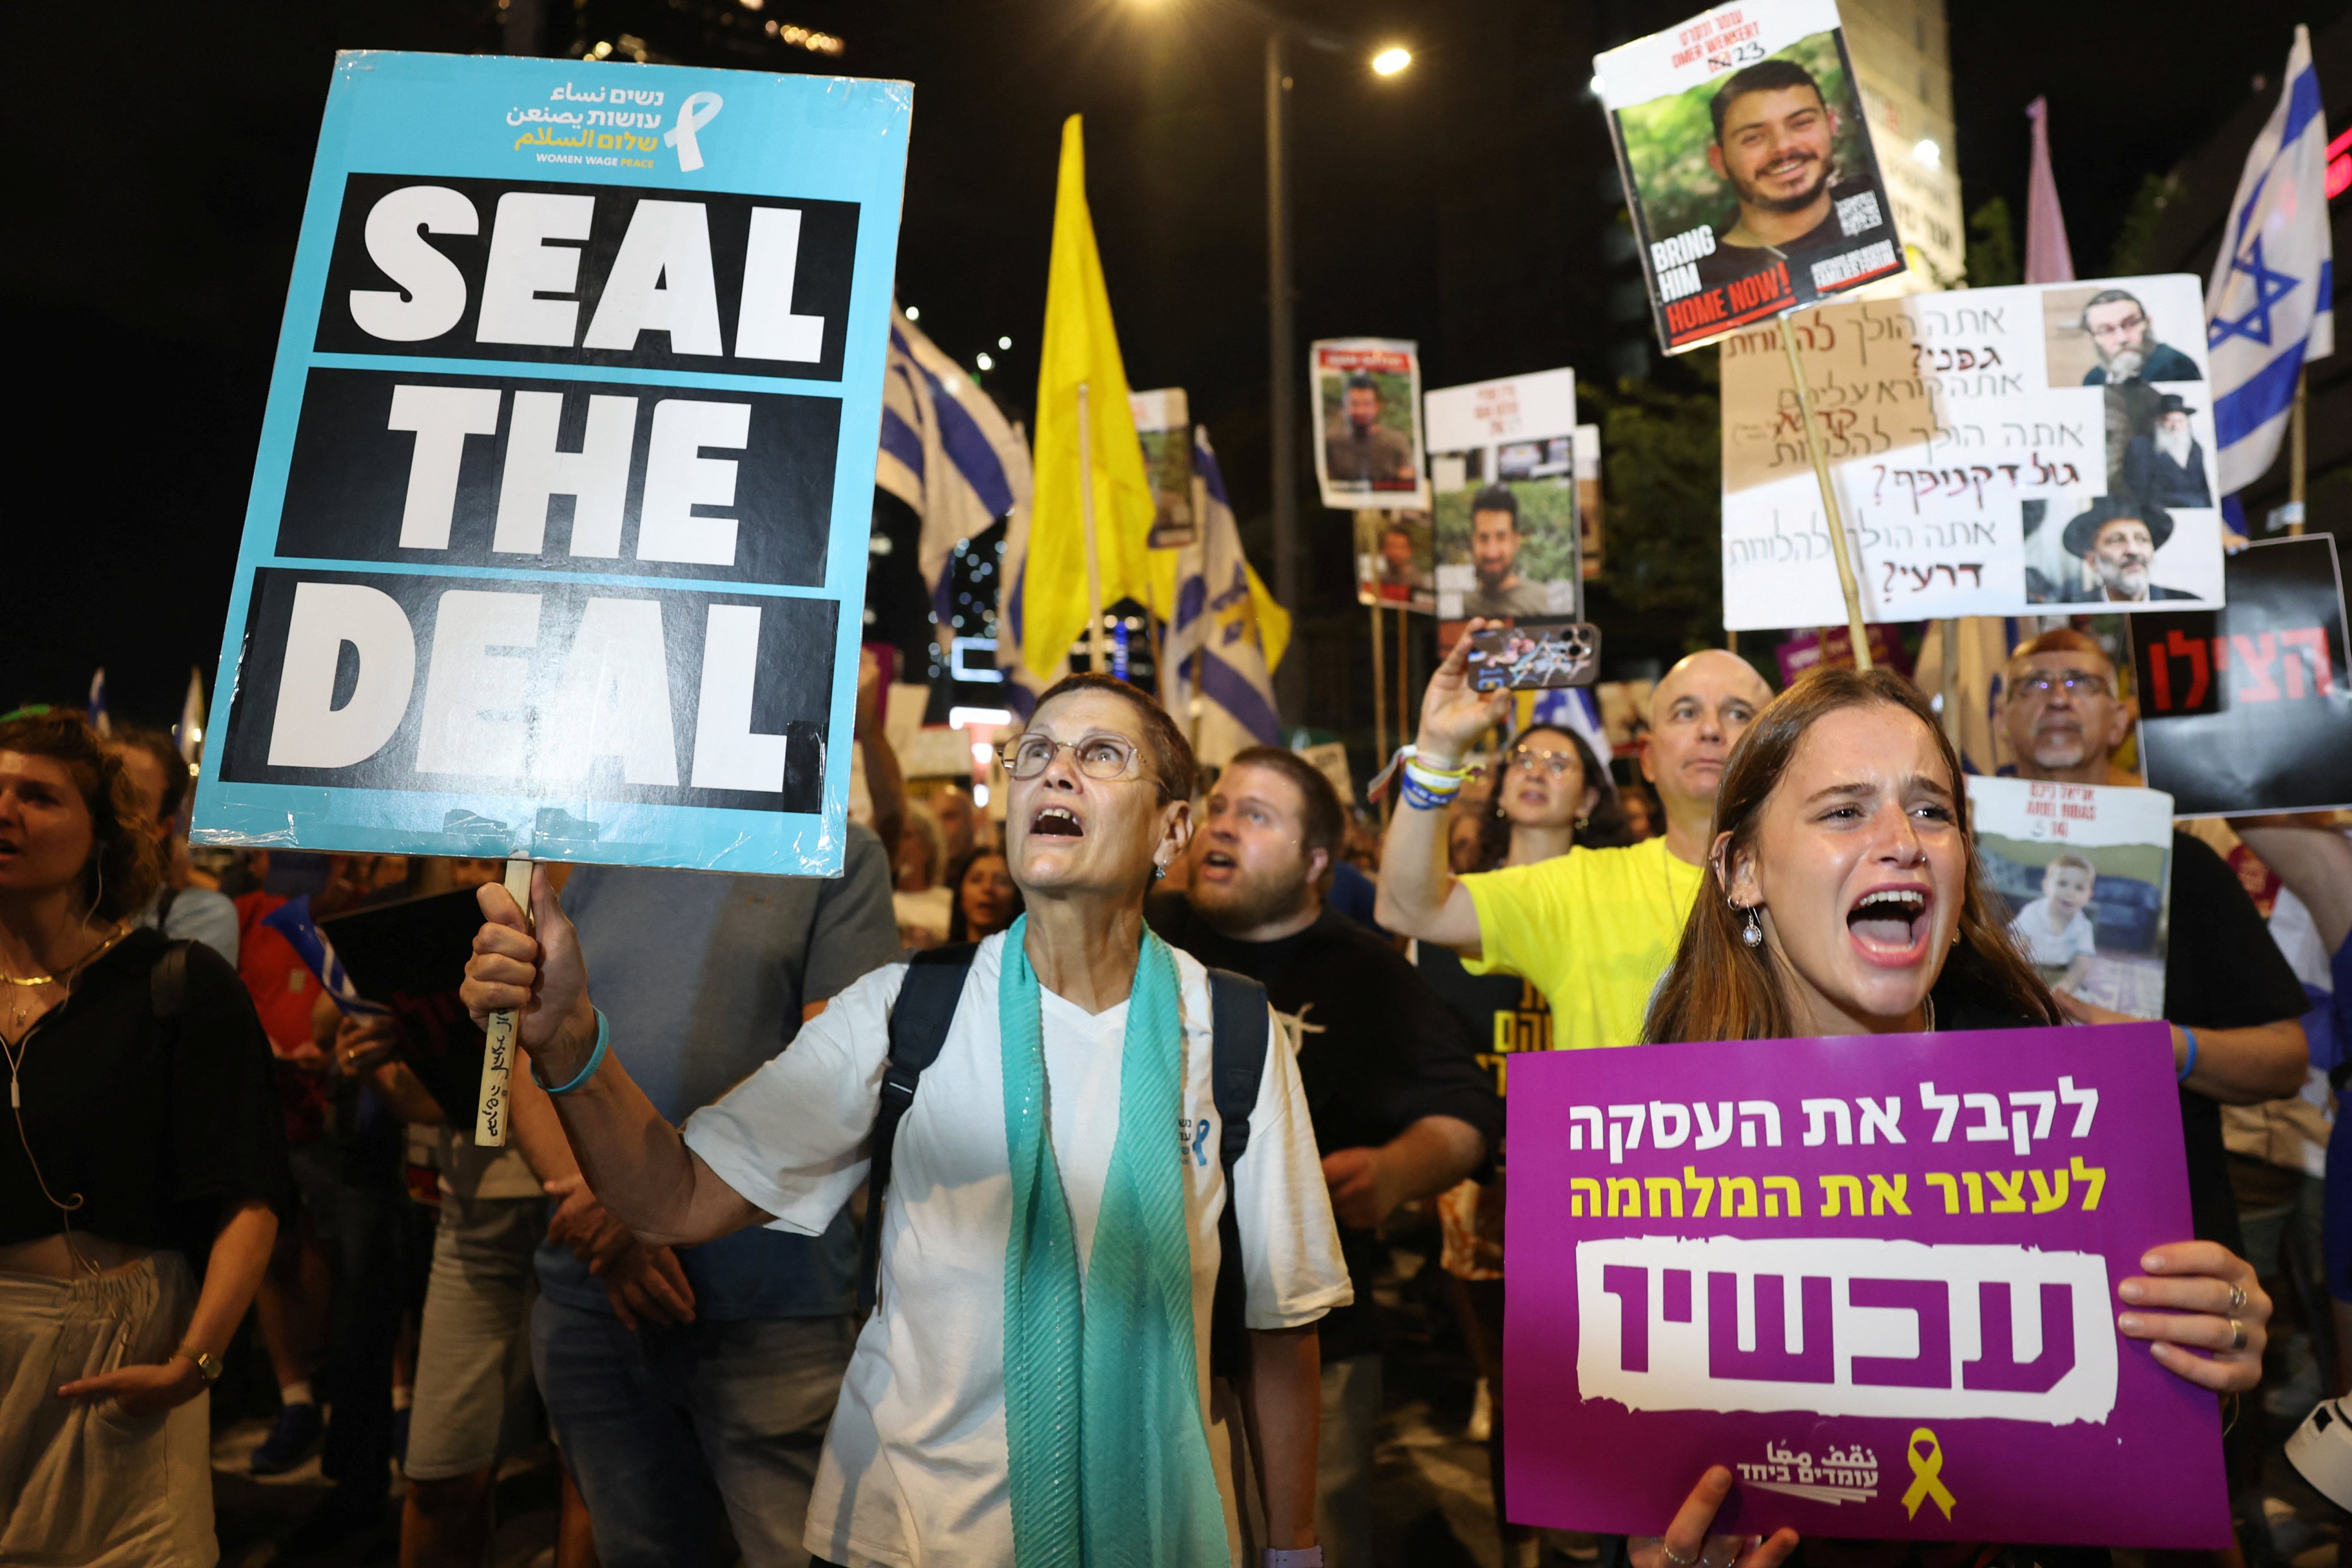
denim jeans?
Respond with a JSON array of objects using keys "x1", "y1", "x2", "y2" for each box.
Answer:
[{"x1": 532, "y1": 1299, "x2": 855, "y2": 1568}]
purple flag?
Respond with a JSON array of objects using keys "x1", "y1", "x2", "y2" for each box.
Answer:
[
  {"x1": 1505, "y1": 1021, "x2": 2230, "y2": 1546},
  {"x1": 2025, "y1": 98, "x2": 2076, "y2": 285}
]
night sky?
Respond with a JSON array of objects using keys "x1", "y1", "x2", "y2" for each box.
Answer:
[{"x1": 12, "y1": 0, "x2": 2344, "y2": 725}]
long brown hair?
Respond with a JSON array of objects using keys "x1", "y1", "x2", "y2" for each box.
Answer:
[
  {"x1": 1473, "y1": 723, "x2": 1632, "y2": 871},
  {"x1": 1643, "y1": 667, "x2": 2061, "y2": 1044}
]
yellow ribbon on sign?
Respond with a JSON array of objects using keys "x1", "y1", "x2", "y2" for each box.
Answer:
[{"x1": 1902, "y1": 1428, "x2": 1956, "y2": 1520}]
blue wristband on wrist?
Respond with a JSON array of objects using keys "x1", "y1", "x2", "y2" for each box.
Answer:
[
  {"x1": 534, "y1": 1008, "x2": 610, "y2": 1096},
  {"x1": 2177, "y1": 1025, "x2": 2198, "y2": 1084}
]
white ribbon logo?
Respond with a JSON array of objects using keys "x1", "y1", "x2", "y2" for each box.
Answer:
[{"x1": 664, "y1": 91, "x2": 724, "y2": 172}]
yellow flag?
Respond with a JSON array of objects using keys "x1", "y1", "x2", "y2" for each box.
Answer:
[{"x1": 1022, "y1": 115, "x2": 1156, "y2": 680}]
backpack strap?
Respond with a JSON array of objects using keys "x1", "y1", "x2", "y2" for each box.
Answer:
[
  {"x1": 1206, "y1": 967, "x2": 1269, "y2": 1381},
  {"x1": 150, "y1": 940, "x2": 193, "y2": 1023},
  {"x1": 859, "y1": 943, "x2": 978, "y2": 1315}
]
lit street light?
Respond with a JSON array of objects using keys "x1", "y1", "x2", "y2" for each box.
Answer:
[{"x1": 1371, "y1": 46, "x2": 1411, "y2": 76}]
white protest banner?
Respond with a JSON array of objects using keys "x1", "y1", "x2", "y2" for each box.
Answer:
[
  {"x1": 1594, "y1": 0, "x2": 1906, "y2": 355},
  {"x1": 1720, "y1": 276, "x2": 2227, "y2": 629},
  {"x1": 191, "y1": 53, "x2": 910, "y2": 877},
  {"x1": 1425, "y1": 369, "x2": 1581, "y2": 636}
]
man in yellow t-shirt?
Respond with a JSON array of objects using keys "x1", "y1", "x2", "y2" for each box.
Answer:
[{"x1": 1376, "y1": 638, "x2": 1771, "y2": 1051}]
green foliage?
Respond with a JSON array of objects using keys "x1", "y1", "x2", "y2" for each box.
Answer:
[
  {"x1": 1965, "y1": 197, "x2": 2019, "y2": 288},
  {"x1": 2107, "y1": 173, "x2": 2183, "y2": 277},
  {"x1": 1590, "y1": 358, "x2": 1725, "y2": 650},
  {"x1": 1614, "y1": 31, "x2": 1869, "y2": 245},
  {"x1": 1432, "y1": 477, "x2": 1579, "y2": 581}
]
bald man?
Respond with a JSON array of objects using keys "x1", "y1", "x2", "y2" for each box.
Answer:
[{"x1": 1378, "y1": 637, "x2": 1773, "y2": 1051}]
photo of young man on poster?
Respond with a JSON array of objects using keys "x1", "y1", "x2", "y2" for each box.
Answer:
[{"x1": 1597, "y1": 0, "x2": 1904, "y2": 353}]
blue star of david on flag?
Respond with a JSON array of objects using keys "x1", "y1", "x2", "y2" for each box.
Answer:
[{"x1": 2207, "y1": 230, "x2": 2301, "y2": 349}]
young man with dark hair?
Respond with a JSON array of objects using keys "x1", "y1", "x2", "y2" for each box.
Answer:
[
  {"x1": 1691, "y1": 56, "x2": 1891, "y2": 296},
  {"x1": 1148, "y1": 745, "x2": 1500, "y2": 1568},
  {"x1": 1324, "y1": 373, "x2": 1417, "y2": 488},
  {"x1": 1459, "y1": 486, "x2": 1551, "y2": 619}
]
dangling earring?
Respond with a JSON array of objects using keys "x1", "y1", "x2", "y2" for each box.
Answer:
[
  {"x1": 1737, "y1": 904, "x2": 1764, "y2": 948},
  {"x1": 1153, "y1": 862, "x2": 1168, "y2": 881},
  {"x1": 1574, "y1": 813, "x2": 1592, "y2": 832}
]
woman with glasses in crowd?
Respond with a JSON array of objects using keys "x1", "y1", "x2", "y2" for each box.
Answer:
[
  {"x1": 1420, "y1": 723, "x2": 1631, "y2": 1568},
  {"x1": 461, "y1": 673, "x2": 1350, "y2": 1568},
  {"x1": 0, "y1": 712, "x2": 287, "y2": 1565},
  {"x1": 1628, "y1": 667, "x2": 2272, "y2": 1567}
]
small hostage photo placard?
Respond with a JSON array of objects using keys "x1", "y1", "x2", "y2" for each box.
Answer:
[
  {"x1": 1594, "y1": 0, "x2": 1904, "y2": 354},
  {"x1": 1312, "y1": 338, "x2": 1428, "y2": 509},
  {"x1": 1966, "y1": 778, "x2": 2176, "y2": 1021},
  {"x1": 192, "y1": 52, "x2": 910, "y2": 875},
  {"x1": 1424, "y1": 368, "x2": 1581, "y2": 646},
  {"x1": 1505, "y1": 1023, "x2": 2230, "y2": 1547}
]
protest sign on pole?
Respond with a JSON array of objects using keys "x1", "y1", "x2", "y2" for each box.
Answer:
[
  {"x1": 1312, "y1": 338, "x2": 1427, "y2": 510},
  {"x1": 1426, "y1": 368, "x2": 1581, "y2": 648},
  {"x1": 1575, "y1": 421, "x2": 1604, "y2": 581},
  {"x1": 1719, "y1": 276, "x2": 2228, "y2": 629},
  {"x1": 1131, "y1": 388, "x2": 1197, "y2": 549},
  {"x1": 190, "y1": 53, "x2": 910, "y2": 880},
  {"x1": 1505, "y1": 1022, "x2": 2230, "y2": 1546},
  {"x1": 1967, "y1": 778, "x2": 2175, "y2": 1019},
  {"x1": 1594, "y1": 0, "x2": 1905, "y2": 357},
  {"x1": 2131, "y1": 534, "x2": 2351, "y2": 817}
]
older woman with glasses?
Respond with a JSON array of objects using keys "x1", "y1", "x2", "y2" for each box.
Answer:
[{"x1": 461, "y1": 673, "x2": 1349, "y2": 1568}]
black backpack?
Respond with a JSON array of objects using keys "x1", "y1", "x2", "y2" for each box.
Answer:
[{"x1": 856, "y1": 943, "x2": 1272, "y2": 1379}]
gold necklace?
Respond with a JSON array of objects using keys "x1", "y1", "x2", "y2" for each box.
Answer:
[{"x1": 2, "y1": 925, "x2": 129, "y2": 1030}]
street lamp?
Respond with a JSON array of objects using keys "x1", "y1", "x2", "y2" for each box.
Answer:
[{"x1": 1256, "y1": 13, "x2": 1409, "y2": 721}]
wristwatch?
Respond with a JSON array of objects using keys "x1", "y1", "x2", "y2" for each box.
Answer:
[{"x1": 172, "y1": 1342, "x2": 223, "y2": 1384}]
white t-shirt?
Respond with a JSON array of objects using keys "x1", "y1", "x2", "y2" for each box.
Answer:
[
  {"x1": 2010, "y1": 897, "x2": 2097, "y2": 967},
  {"x1": 682, "y1": 932, "x2": 1351, "y2": 1568}
]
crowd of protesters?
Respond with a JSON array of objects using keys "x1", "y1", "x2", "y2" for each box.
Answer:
[{"x1": 3, "y1": 617, "x2": 2346, "y2": 1568}]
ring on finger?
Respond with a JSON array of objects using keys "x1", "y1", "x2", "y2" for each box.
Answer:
[
  {"x1": 2227, "y1": 1283, "x2": 2247, "y2": 1312},
  {"x1": 2229, "y1": 1318, "x2": 2247, "y2": 1352},
  {"x1": 1662, "y1": 1546, "x2": 1698, "y2": 1568}
]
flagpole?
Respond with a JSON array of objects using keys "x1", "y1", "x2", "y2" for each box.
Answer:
[
  {"x1": 1077, "y1": 380, "x2": 1109, "y2": 675},
  {"x1": 1370, "y1": 603, "x2": 1389, "y2": 827},
  {"x1": 1782, "y1": 319, "x2": 1872, "y2": 672},
  {"x1": 2289, "y1": 369, "x2": 2308, "y2": 536},
  {"x1": 473, "y1": 855, "x2": 534, "y2": 1148}
]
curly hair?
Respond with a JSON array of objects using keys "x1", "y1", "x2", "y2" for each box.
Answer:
[
  {"x1": 0, "y1": 711, "x2": 165, "y2": 921},
  {"x1": 1473, "y1": 724, "x2": 1632, "y2": 872}
]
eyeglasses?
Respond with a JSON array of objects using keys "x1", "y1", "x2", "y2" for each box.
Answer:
[
  {"x1": 2013, "y1": 669, "x2": 2112, "y2": 699},
  {"x1": 2087, "y1": 311, "x2": 2146, "y2": 342},
  {"x1": 998, "y1": 733, "x2": 1146, "y2": 782},
  {"x1": 1507, "y1": 747, "x2": 1582, "y2": 779}
]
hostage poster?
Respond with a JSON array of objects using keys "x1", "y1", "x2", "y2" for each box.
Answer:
[
  {"x1": 1424, "y1": 367, "x2": 1582, "y2": 645},
  {"x1": 1595, "y1": 0, "x2": 1905, "y2": 354},
  {"x1": 1313, "y1": 338, "x2": 1428, "y2": 509},
  {"x1": 1505, "y1": 1023, "x2": 2229, "y2": 1546},
  {"x1": 1718, "y1": 276, "x2": 2228, "y2": 628},
  {"x1": 190, "y1": 52, "x2": 910, "y2": 875}
]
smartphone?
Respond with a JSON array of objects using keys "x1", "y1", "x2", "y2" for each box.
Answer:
[{"x1": 1466, "y1": 621, "x2": 1601, "y2": 691}]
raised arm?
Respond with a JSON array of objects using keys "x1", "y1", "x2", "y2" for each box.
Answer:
[
  {"x1": 460, "y1": 869, "x2": 767, "y2": 1249},
  {"x1": 1373, "y1": 621, "x2": 1511, "y2": 954}
]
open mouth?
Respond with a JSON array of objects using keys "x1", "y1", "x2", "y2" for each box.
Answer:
[
  {"x1": 1760, "y1": 152, "x2": 1819, "y2": 182},
  {"x1": 1030, "y1": 805, "x2": 1083, "y2": 839},
  {"x1": 1197, "y1": 848, "x2": 1238, "y2": 879},
  {"x1": 1847, "y1": 886, "x2": 1932, "y2": 962}
]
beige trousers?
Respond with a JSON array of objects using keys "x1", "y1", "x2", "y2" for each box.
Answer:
[{"x1": 0, "y1": 1251, "x2": 217, "y2": 1567}]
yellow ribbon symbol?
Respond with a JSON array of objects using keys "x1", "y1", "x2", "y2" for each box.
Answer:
[{"x1": 1902, "y1": 1427, "x2": 1956, "y2": 1520}]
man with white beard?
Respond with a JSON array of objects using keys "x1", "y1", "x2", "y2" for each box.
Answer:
[
  {"x1": 2123, "y1": 393, "x2": 2215, "y2": 510},
  {"x1": 2079, "y1": 288, "x2": 2203, "y2": 385},
  {"x1": 2057, "y1": 497, "x2": 2200, "y2": 602}
]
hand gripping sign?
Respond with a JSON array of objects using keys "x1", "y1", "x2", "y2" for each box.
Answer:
[{"x1": 1505, "y1": 1022, "x2": 2230, "y2": 1546}]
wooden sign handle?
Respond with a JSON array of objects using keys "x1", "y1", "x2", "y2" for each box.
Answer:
[{"x1": 473, "y1": 855, "x2": 534, "y2": 1148}]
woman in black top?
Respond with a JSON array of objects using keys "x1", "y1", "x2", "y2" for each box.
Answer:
[
  {"x1": 1631, "y1": 670, "x2": 2269, "y2": 1567},
  {"x1": 0, "y1": 712, "x2": 287, "y2": 1565}
]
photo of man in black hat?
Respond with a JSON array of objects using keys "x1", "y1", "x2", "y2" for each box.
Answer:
[
  {"x1": 2042, "y1": 497, "x2": 2200, "y2": 603},
  {"x1": 2122, "y1": 393, "x2": 2215, "y2": 511}
]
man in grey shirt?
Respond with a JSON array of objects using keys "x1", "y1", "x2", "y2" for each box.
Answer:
[{"x1": 523, "y1": 823, "x2": 899, "y2": 1568}]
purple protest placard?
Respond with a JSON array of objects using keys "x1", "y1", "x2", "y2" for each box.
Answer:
[{"x1": 1505, "y1": 1022, "x2": 2229, "y2": 1547}]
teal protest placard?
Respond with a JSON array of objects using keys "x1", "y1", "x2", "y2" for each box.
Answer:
[{"x1": 192, "y1": 51, "x2": 910, "y2": 875}]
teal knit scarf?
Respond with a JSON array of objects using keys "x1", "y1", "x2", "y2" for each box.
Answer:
[{"x1": 998, "y1": 916, "x2": 1229, "y2": 1567}]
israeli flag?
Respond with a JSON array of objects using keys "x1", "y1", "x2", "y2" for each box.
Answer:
[
  {"x1": 2207, "y1": 25, "x2": 2335, "y2": 496},
  {"x1": 1161, "y1": 431, "x2": 1288, "y2": 767},
  {"x1": 261, "y1": 897, "x2": 392, "y2": 1018},
  {"x1": 877, "y1": 306, "x2": 1033, "y2": 593}
]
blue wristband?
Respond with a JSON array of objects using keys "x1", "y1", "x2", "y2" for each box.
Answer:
[
  {"x1": 1400, "y1": 774, "x2": 1459, "y2": 811},
  {"x1": 2177, "y1": 1025, "x2": 2198, "y2": 1084},
  {"x1": 534, "y1": 1008, "x2": 610, "y2": 1096}
]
